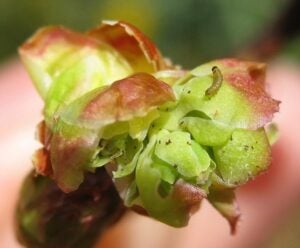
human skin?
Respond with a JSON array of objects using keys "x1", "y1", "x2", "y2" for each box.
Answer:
[{"x1": 0, "y1": 59, "x2": 300, "y2": 248}]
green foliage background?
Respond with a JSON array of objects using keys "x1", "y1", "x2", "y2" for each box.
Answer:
[{"x1": 0, "y1": 0, "x2": 289, "y2": 67}]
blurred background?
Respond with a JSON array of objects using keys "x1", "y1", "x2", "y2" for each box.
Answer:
[
  {"x1": 1, "y1": 0, "x2": 300, "y2": 247},
  {"x1": 1, "y1": 0, "x2": 300, "y2": 67}
]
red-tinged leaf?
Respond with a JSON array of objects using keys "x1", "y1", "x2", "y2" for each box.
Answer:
[
  {"x1": 19, "y1": 26, "x2": 101, "y2": 99},
  {"x1": 35, "y1": 121, "x2": 52, "y2": 148},
  {"x1": 88, "y1": 20, "x2": 170, "y2": 73},
  {"x1": 220, "y1": 59, "x2": 279, "y2": 129},
  {"x1": 50, "y1": 127, "x2": 99, "y2": 193},
  {"x1": 208, "y1": 187, "x2": 240, "y2": 234},
  {"x1": 78, "y1": 73, "x2": 175, "y2": 127},
  {"x1": 172, "y1": 179, "x2": 207, "y2": 215},
  {"x1": 32, "y1": 121, "x2": 53, "y2": 177},
  {"x1": 20, "y1": 26, "x2": 99, "y2": 56},
  {"x1": 19, "y1": 25, "x2": 134, "y2": 125},
  {"x1": 136, "y1": 144, "x2": 207, "y2": 227},
  {"x1": 191, "y1": 59, "x2": 279, "y2": 129},
  {"x1": 213, "y1": 128, "x2": 271, "y2": 186},
  {"x1": 32, "y1": 148, "x2": 52, "y2": 177}
]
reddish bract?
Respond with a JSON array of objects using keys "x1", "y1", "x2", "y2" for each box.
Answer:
[
  {"x1": 81, "y1": 73, "x2": 175, "y2": 123},
  {"x1": 216, "y1": 59, "x2": 280, "y2": 129},
  {"x1": 20, "y1": 26, "x2": 99, "y2": 56},
  {"x1": 88, "y1": 20, "x2": 170, "y2": 72}
]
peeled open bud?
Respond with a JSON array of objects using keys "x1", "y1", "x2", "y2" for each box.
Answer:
[
  {"x1": 16, "y1": 21, "x2": 279, "y2": 248},
  {"x1": 44, "y1": 59, "x2": 278, "y2": 230}
]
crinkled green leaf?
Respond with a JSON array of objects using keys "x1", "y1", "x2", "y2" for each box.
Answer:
[
  {"x1": 213, "y1": 128, "x2": 271, "y2": 185},
  {"x1": 136, "y1": 136, "x2": 206, "y2": 227},
  {"x1": 155, "y1": 130, "x2": 210, "y2": 179},
  {"x1": 100, "y1": 110, "x2": 159, "y2": 141},
  {"x1": 128, "y1": 109, "x2": 160, "y2": 140},
  {"x1": 177, "y1": 75, "x2": 259, "y2": 129},
  {"x1": 152, "y1": 160, "x2": 178, "y2": 185},
  {"x1": 187, "y1": 59, "x2": 279, "y2": 129},
  {"x1": 50, "y1": 73, "x2": 174, "y2": 192},
  {"x1": 113, "y1": 140, "x2": 143, "y2": 178},
  {"x1": 149, "y1": 107, "x2": 183, "y2": 133},
  {"x1": 155, "y1": 130, "x2": 198, "y2": 178},
  {"x1": 181, "y1": 117, "x2": 233, "y2": 146},
  {"x1": 102, "y1": 121, "x2": 129, "y2": 139},
  {"x1": 190, "y1": 140, "x2": 214, "y2": 184}
]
